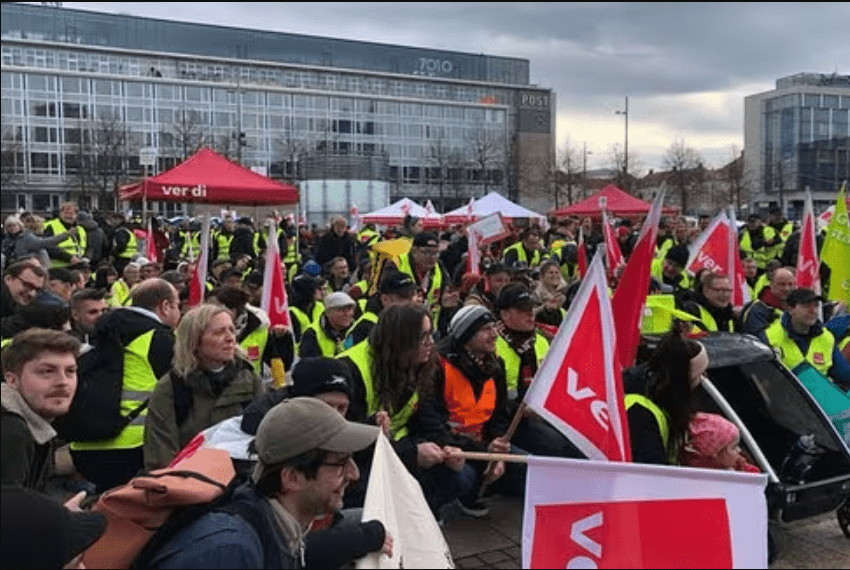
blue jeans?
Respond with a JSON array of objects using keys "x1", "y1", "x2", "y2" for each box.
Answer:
[{"x1": 419, "y1": 463, "x2": 478, "y2": 513}]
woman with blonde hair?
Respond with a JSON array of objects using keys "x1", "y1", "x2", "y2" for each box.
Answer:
[{"x1": 143, "y1": 304, "x2": 264, "y2": 469}]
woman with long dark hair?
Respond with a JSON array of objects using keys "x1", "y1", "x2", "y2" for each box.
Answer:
[
  {"x1": 337, "y1": 303, "x2": 476, "y2": 515},
  {"x1": 625, "y1": 331, "x2": 708, "y2": 464}
]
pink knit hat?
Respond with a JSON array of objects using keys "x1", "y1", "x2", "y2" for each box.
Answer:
[{"x1": 688, "y1": 412, "x2": 739, "y2": 457}]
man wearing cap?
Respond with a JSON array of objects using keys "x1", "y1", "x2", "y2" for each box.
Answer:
[
  {"x1": 493, "y1": 283, "x2": 548, "y2": 403},
  {"x1": 760, "y1": 289, "x2": 850, "y2": 391},
  {"x1": 238, "y1": 358, "x2": 393, "y2": 569},
  {"x1": 299, "y1": 291, "x2": 356, "y2": 358},
  {"x1": 389, "y1": 231, "x2": 453, "y2": 333},
  {"x1": 146, "y1": 397, "x2": 380, "y2": 568},
  {"x1": 502, "y1": 226, "x2": 545, "y2": 269},
  {"x1": 2, "y1": 328, "x2": 81, "y2": 491},
  {"x1": 741, "y1": 267, "x2": 795, "y2": 336},
  {"x1": 650, "y1": 244, "x2": 692, "y2": 292},
  {"x1": 343, "y1": 269, "x2": 417, "y2": 350},
  {"x1": 465, "y1": 261, "x2": 512, "y2": 314}
]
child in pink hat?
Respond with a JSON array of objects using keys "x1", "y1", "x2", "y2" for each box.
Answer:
[{"x1": 680, "y1": 412, "x2": 760, "y2": 473}]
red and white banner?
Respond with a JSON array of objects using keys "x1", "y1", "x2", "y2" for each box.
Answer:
[
  {"x1": 610, "y1": 189, "x2": 666, "y2": 369},
  {"x1": 350, "y1": 204, "x2": 361, "y2": 233},
  {"x1": 145, "y1": 218, "x2": 158, "y2": 263},
  {"x1": 187, "y1": 214, "x2": 212, "y2": 307},
  {"x1": 467, "y1": 228, "x2": 482, "y2": 276},
  {"x1": 685, "y1": 211, "x2": 750, "y2": 308},
  {"x1": 725, "y1": 207, "x2": 750, "y2": 308},
  {"x1": 261, "y1": 222, "x2": 292, "y2": 328},
  {"x1": 796, "y1": 190, "x2": 821, "y2": 294},
  {"x1": 523, "y1": 251, "x2": 630, "y2": 462},
  {"x1": 523, "y1": 456, "x2": 768, "y2": 569},
  {"x1": 576, "y1": 226, "x2": 588, "y2": 279},
  {"x1": 601, "y1": 210, "x2": 624, "y2": 276},
  {"x1": 686, "y1": 212, "x2": 730, "y2": 276}
]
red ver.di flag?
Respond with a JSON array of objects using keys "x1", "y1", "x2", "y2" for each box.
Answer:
[
  {"x1": 522, "y1": 251, "x2": 630, "y2": 462},
  {"x1": 796, "y1": 190, "x2": 821, "y2": 294},
  {"x1": 523, "y1": 456, "x2": 768, "y2": 569},
  {"x1": 261, "y1": 221, "x2": 291, "y2": 328}
]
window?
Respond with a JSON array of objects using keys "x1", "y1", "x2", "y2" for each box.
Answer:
[
  {"x1": 62, "y1": 76, "x2": 84, "y2": 94},
  {"x1": 33, "y1": 127, "x2": 57, "y2": 143},
  {"x1": 823, "y1": 95, "x2": 839, "y2": 109}
]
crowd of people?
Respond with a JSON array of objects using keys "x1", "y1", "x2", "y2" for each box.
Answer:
[{"x1": 1, "y1": 199, "x2": 848, "y2": 568}]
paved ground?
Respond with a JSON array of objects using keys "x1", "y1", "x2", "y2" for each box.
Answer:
[{"x1": 440, "y1": 495, "x2": 850, "y2": 569}]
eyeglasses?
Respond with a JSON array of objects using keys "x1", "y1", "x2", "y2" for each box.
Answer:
[
  {"x1": 416, "y1": 248, "x2": 440, "y2": 258},
  {"x1": 420, "y1": 331, "x2": 435, "y2": 346},
  {"x1": 321, "y1": 455, "x2": 353, "y2": 474},
  {"x1": 14, "y1": 275, "x2": 42, "y2": 292},
  {"x1": 708, "y1": 287, "x2": 733, "y2": 294}
]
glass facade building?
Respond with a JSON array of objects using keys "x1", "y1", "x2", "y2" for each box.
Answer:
[
  {"x1": 744, "y1": 73, "x2": 849, "y2": 217},
  {"x1": 1, "y1": 2, "x2": 555, "y2": 222}
]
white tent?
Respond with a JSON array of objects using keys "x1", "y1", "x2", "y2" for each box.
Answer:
[
  {"x1": 360, "y1": 197, "x2": 443, "y2": 228},
  {"x1": 443, "y1": 191, "x2": 545, "y2": 223}
]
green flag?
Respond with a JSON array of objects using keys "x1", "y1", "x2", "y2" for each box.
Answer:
[{"x1": 820, "y1": 185, "x2": 850, "y2": 304}]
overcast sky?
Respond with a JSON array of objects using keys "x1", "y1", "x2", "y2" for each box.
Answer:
[{"x1": 52, "y1": 2, "x2": 850, "y2": 172}]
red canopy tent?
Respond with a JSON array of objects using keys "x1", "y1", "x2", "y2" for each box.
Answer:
[
  {"x1": 118, "y1": 147, "x2": 299, "y2": 206},
  {"x1": 550, "y1": 184, "x2": 678, "y2": 219}
]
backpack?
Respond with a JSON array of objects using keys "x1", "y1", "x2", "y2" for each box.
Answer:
[
  {"x1": 53, "y1": 323, "x2": 149, "y2": 442},
  {"x1": 81, "y1": 447, "x2": 241, "y2": 569}
]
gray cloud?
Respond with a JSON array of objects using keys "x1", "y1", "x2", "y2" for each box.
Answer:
[{"x1": 58, "y1": 2, "x2": 850, "y2": 169}]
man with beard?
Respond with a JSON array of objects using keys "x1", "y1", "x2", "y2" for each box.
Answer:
[
  {"x1": 145, "y1": 397, "x2": 380, "y2": 568},
  {"x1": 1, "y1": 328, "x2": 81, "y2": 491}
]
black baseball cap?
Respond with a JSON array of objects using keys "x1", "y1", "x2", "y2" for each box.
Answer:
[
  {"x1": 290, "y1": 357, "x2": 353, "y2": 399},
  {"x1": 379, "y1": 269, "x2": 417, "y2": 295},
  {"x1": 412, "y1": 232, "x2": 439, "y2": 248},
  {"x1": 495, "y1": 282, "x2": 537, "y2": 311},
  {"x1": 786, "y1": 288, "x2": 826, "y2": 306}
]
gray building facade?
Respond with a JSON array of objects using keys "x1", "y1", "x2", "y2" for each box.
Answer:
[
  {"x1": 744, "y1": 73, "x2": 849, "y2": 218},
  {"x1": 1, "y1": 2, "x2": 555, "y2": 223}
]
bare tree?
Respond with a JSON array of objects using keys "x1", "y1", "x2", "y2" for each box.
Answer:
[
  {"x1": 466, "y1": 127, "x2": 506, "y2": 197},
  {"x1": 608, "y1": 144, "x2": 645, "y2": 194},
  {"x1": 160, "y1": 108, "x2": 211, "y2": 162},
  {"x1": 721, "y1": 145, "x2": 747, "y2": 214},
  {"x1": 1, "y1": 125, "x2": 24, "y2": 193},
  {"x1": 66, "y1": 109, "x2": 130, "y2": 212},
  {"x1": 427, "y1": 137, "x2": 463, "y2": 212},
  {"x1": 555, "y1": 139, "x2": 582, "y2": 208},
  {"x1": 662, "y1": 138, "x2": 704, "y2": 215},
  {"x1": 273, "y1": 125, "x2": 317, "y2": 184}
]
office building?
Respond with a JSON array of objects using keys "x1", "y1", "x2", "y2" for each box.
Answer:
[
  {"x1": 1, "y1": 2, "x2": 555, "y2": 223},
  {"x1": 744, "y1": 73, "x2": 849, "y2": 217}
]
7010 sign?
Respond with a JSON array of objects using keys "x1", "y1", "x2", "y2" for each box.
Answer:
[{"x1": 415, "y1": 58, "x2": 454, "y2": 75}]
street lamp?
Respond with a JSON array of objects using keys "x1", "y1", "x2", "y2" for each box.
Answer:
[
  {"x1": 615, "y1": 96, "x2": 628, "y2": 190},
  {"x1": 583, "y1": 141, "x2": 592, "y2": 198}
]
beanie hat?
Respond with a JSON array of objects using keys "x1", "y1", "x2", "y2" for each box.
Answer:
[
  {"x1": 448, "y1": 305, "x2": 496, "y2": 346},
  {"x1": 665, "y1": 244, "x2": 690, "y2": 268},
  {"x1": 688, "y1": 412, "x2": 739, "y2": 457}
]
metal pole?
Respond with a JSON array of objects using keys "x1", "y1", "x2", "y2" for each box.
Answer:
[{"x1": 615, "y1": 96, "x2": 629, "y2": 190}]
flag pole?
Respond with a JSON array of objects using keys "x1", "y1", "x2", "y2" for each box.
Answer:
[{"x1": 450, "y1": 450, "x2": 529, "y2": 464}]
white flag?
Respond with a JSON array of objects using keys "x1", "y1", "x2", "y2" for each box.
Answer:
[
  {"x1": 356, "y1": 432, "x2": 453, "y2": 569},
  {"x1": 523, "y1": 456, "x2": 767, "y2": 569}
]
